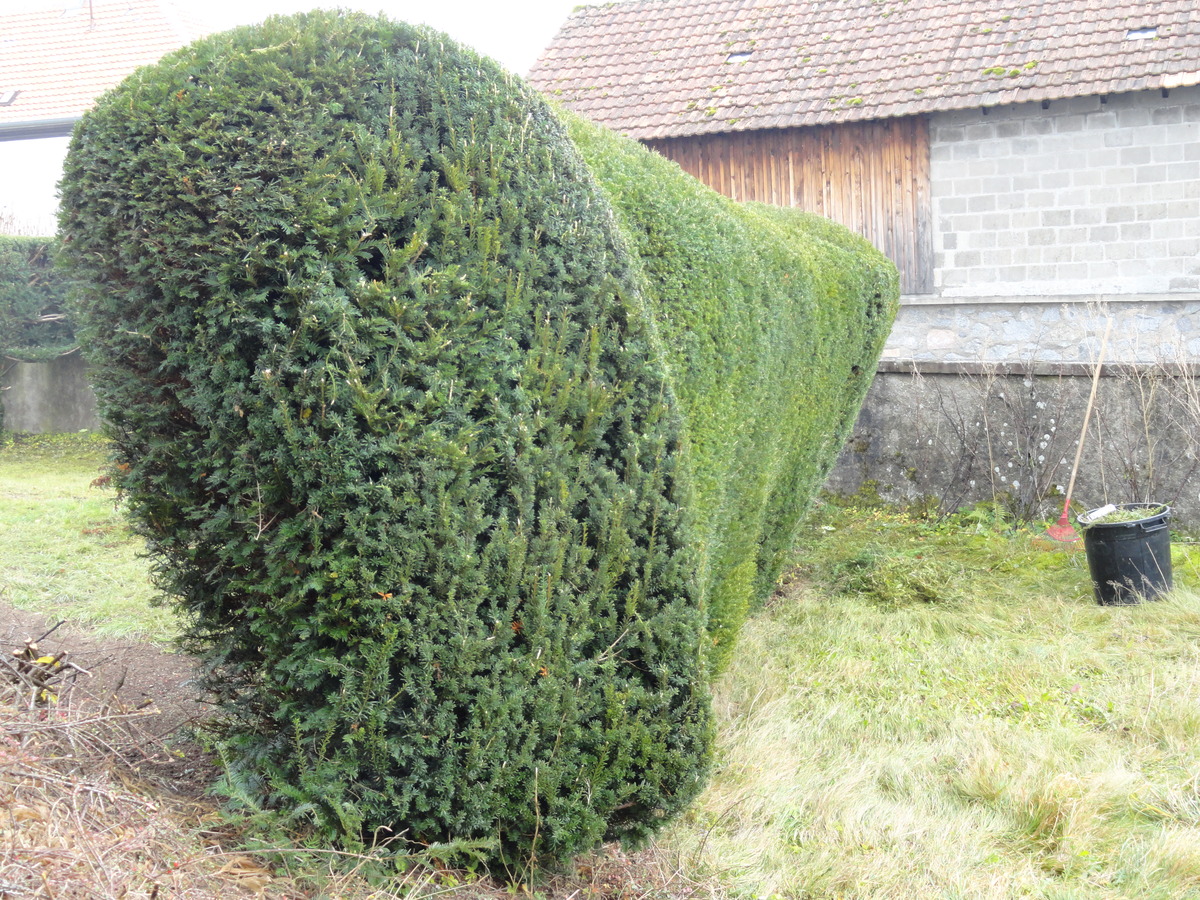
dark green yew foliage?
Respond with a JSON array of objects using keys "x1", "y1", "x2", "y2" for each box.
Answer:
[
  {"x1": 567, "y1": 118, "x2": 899, "y2": 667},
  {"x1": 58, "y1": 12, "x2": 711, "y2": 864}
]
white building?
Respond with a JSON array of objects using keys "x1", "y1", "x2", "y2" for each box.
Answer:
[{"x1": 0, "y1": 0, "x2": 205, "y2": 235}]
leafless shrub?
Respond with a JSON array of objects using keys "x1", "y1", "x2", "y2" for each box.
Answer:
[
  {"x1": 836, "y1": 314, "x2": 1200, "y2": 524},
  {"x1": 849, "y1": 357, "x2": 1080, "y2": 522}
]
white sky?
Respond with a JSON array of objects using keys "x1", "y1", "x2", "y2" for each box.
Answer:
[{"x1": 192, "y1": 1, "x2": 593, "y2": 76}]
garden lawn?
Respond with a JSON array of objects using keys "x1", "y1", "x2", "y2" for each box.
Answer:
[
  {"x1": 0, "y1": 434, "x2": 169, "y2": 639},
  {"x1": 664, "y1": 504, "x2": 1200, "y2": 900}
]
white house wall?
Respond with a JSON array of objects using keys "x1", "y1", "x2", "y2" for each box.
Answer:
[
  {"x1": 883, "y1": 86, "x2": 1200, "y2": 365},
  {"x1": 0, "y1": 136, "x2": 70, "y2": 236}
]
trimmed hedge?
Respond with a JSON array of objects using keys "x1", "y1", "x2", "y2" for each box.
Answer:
[
  {"x1": 59, "y1": 11, "x2": 711, "y2": 864},
  {"x1": 568, "y1": 117, "x2": 898, "y2": 665},
  {"x1": 57, "y1": 10, "x2": 897, "y2": 867},
  {"x1": 0, "y1": 236, "x2": 76, "y2": 362}
]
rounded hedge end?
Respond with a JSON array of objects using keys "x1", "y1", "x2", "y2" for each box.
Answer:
[{"x1": 59, "y1": 11, "x2": 713, "y2": 865}]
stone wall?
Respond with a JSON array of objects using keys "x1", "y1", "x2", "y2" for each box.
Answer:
[
  {"x1": 827, "y1": 365, "x2": 1200, "y2": 527},
  {"x1": 883, "y1": 295, "x2": 1200, "y2": 367},
  {"x1": 0, "y1": 352, "x2": 100, "y2": 433}
]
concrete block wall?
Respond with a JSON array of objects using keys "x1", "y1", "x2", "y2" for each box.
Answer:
[
  {"x1": 882, "y1": 85, "x2": 1200, "y2": 365},
  {"x1": 931, "y1": 86, "x2": 1200, "y2": 298}
]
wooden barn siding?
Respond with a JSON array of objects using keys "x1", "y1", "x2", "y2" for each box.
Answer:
[{"x1": 645, "y1": 117, "x2": 933, "y2": 294}]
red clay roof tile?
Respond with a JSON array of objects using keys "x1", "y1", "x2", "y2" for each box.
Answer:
[
  {"x1": 530, "y1": 0, "x2": 1200, "y2": 138},
  {"x1": 0, "y1": 0, "x2": 206, "y2": 127}
]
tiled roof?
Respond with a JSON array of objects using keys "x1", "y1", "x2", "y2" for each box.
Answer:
[
  {"x1": 528, "y1": 0, "x2": 1200, "y2": 139},
  {"x1": 0, "y1": 0, "x2": 206, "y2": 128}
]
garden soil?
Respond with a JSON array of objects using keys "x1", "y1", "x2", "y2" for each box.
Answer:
[{"x1": 0, "y1": 601, "x2": 217, "y2": 792}]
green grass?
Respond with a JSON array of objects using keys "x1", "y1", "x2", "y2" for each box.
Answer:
[
  {"x1": 662, "y1": 503, "x2": 1200, "y2": 899},
  {"x1": 0, "y1": 432, "x2": 172, "y2": 639},
  {"x1": 7, "y1": 440, "x2": 1200, "y2": 897}
]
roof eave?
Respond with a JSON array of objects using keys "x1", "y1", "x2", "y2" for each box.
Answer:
[
  {"x1": 620, "y1": 73, "x2": 1200, "y2": 141},
  {"x1": 0, "y1": 117, "x2": 80, "y2": 142}
]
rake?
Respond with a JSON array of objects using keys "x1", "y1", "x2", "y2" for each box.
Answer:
[{"x1": 1046, "y1": 317, "x2": 1113, "y2": 542}]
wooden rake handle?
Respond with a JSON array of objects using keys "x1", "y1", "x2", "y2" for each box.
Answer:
[{"x1": 1062, "y1": 316, "x2": 1114, "y2": 509}]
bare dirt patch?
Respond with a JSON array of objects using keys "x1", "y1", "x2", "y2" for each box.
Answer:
[{"x1": 1, "y1": 603, "x2": 213, "y2": 758}]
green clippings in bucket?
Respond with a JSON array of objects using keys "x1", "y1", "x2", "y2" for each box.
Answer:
[{"x1": 1078, "y1": 503, "x2": 1169, "y2": 526}]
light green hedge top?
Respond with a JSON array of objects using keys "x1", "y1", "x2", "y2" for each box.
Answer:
[{"x1": 569, "y1": 115, "x2": 899, "y2": 668}]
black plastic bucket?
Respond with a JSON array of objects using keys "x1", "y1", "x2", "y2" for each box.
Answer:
[{"x1": 1077, "y1": 503, "x2": 1172, "y2": 605}]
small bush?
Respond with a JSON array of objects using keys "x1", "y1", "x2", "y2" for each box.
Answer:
[{"x1": 0, "y1": 236, "x2": 75, "y2": 363}]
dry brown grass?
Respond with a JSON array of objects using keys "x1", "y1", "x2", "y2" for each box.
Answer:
[
  {"x1": 0, "y1": 638, "x2": 290, "y2": 899},
  {"x1": 0, "y1": 634, "x2": 439, "y2": 899},
  {"x1": 0, "y1": 634, "x2": 721, "y2": 900}
]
